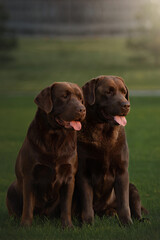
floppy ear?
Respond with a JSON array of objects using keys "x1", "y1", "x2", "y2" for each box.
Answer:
[
  {"x1": 82, "y1": 78, "x2": 97, "y2": 105},
  {"x1": 34, "y1": 86, "x2": 53, "y2": 114}
]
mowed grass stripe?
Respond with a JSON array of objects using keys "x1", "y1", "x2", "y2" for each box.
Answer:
[{"x1": 0, "y1": 37, "x2": 160, "y2": 94}]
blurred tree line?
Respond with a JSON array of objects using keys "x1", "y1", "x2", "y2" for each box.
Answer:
[
  {"x1": 0, "y1": 3, "x2": 17, "y2": 61},
  {"x1": 127, "y1": 1, "x2": 160, "y2": 65}
]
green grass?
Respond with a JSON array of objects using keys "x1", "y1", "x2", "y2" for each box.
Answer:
[
  {"x1": 0, "y1": 37, "x2": 160, "y2": 94},
  {"x1": 0, "y1": 38, "x2": 160, "y2": 239},
  {"x1": 0, "y1": 95, "x2": 160, "y2": 240}
]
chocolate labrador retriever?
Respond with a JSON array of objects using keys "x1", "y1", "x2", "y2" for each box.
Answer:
[
  {"x1": 6, "y1": 82, "x2": 86, "y2": 228},
  {"x1": 76, "y1": 75, "x2": 146, "y2": 225}
]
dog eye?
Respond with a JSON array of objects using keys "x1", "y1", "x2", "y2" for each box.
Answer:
[
  {"x1": 79, "y1": 97, "x2": 83, "y2": 103},
  {"x1": 78, "y1": 95, "x2": 83, "y2": 102},
  {"x1": 62, "y1": 94, "x2": 69, "y2": 99},
  {"x1": 80, "y1": 98, "x2": 84, "y2": 104},
  {"x1": 121, "y1": 89, "x2": 126, "y2": 95},
  {"x1": 63, "y1": 95, "x2": 68, "y2": 99},
  {"x1": 62, "y1": 91, "x2": 70, "y2": 99},
  {"x1": 105, "y1": 87, "x2": 114, "y2": 95}
]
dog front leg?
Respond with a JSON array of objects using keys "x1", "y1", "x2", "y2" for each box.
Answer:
[
  {"x1": 60, "y1": 179, "x2": 75, "y2": 228},
  {"x1": 78, "y1": 177, "x2": 94, "y2": 224},
  {"x1": 21, "y1": 177, "x2": 35, "y2": 226},
  {"x1": 114, "y1": 170, "x2": 132, "y2": 225}
]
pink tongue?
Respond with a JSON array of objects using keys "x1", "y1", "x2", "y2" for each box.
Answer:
[
  {"x1": 70, "y1": 121, "x2": 82, "y2": 131},
  {"x1": 114, "y1": 116, "x2": 127, "y2": 126}
]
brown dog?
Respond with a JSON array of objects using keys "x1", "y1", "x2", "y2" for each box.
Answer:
[
  {"x1": 76, "y1": 75, "x2": 145, "y2": 225},
  {"x1": 6, "y1": 82, "x2": 86, "y2": 228}
]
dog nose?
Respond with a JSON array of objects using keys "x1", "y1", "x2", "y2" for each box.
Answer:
[
  {"x1": 78, "y1": 105, "x2": 86, "y2": 113},
  {"x1": 121, "y1": 101, "x2": 130, "y2": 109}
]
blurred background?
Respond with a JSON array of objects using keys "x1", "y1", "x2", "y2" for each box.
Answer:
[{"x1": 0, "y1": 0, "x2": 160, "y2": 94}]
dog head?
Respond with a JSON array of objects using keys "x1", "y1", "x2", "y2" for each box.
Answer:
[
  {"x1": 82, "y1": 75, "x2": 130, "y2": 126},
  {"x1": 34, "y1": 82, "x2": 86, "y2": 131}
]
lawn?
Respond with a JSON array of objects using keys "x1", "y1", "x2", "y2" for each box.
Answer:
[
  {"x1": 0, "y1": 38, "x2": 160, "y2": 239},
  {"x1": 1, "y1": 37, "x2": 160, "y2": 94},
  {"x1": 0, "y1": 95, "x2": 160, "y2": 240}
]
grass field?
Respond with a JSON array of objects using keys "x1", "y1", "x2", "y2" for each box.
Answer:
[
  {"x1": 1, "y1": 37, "x2": 160, "y2": 94},
  {"x1": 0, "y1": 38, "x2": 160, "y2": 239}
]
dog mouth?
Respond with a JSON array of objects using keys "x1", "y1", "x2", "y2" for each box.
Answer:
[
  {"x1": 55, "y1": 117, "x2": 82, "y2": 131},
  {"x1": 101, "y1": 110, "x2": 127, "y2": 126}
]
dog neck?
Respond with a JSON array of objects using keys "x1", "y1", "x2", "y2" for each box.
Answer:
[
  {"x1": 85, "y1": 105, "x2": 120, "y2": 132},
  {"x1": 27, "y1": 109, "x2": 76, "y2": 154},
  {"x1": 35, "y1": 108, "x2": 62, "y2": 131},
  {"x1": 79, "y1": 117, "x2": 120, "y2": 149}
]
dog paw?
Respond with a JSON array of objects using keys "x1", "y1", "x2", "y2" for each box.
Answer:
[
  {"x1": 82, "y1": 209, "x2": 94, "y2": 224},
  {"x1": 61, "y1": 219, "x2": 74, "y2": 229},
  {"x1": 116, "y1": 213, "x2": 133, "y2": 226},
  {"x1": 20, "y1": 219, "x2": 32, "y2": 227},
  {"x1": 82, "y1": 211, "x2": 94, "y2": 225},
  {"x1": 120, "y1": 217, "x2": 133, "y2": 226}
]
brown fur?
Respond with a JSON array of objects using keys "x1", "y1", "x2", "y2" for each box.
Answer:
[
  {"x1": 6, "y1": 82, "x2": 86, "y2": 228},
  {"x1": 75, "y1": 75, "x2": 146, "y2": 225}
]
